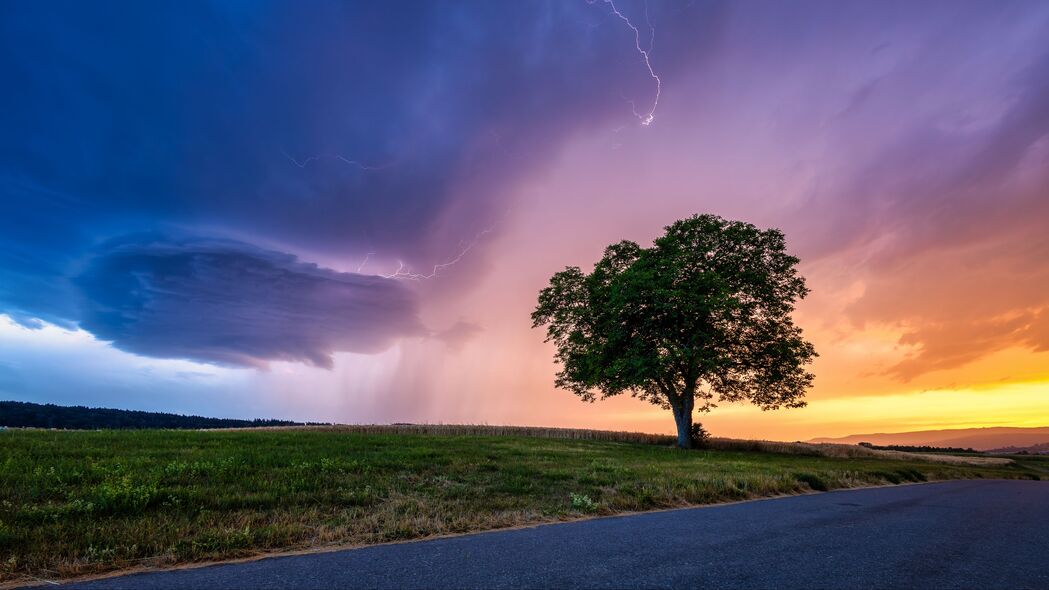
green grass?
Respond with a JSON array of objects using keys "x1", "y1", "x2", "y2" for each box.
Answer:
[
  {"x1": 1005, "y1": 453, "x2": 1049, "y2": 475},
  {"x1": 0, "y1": 429, "x2": 1040, "y2": 583}
]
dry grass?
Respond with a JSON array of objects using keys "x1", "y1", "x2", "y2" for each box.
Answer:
[
  {"x1": 703, "y1": 438, "x2": 1013, "y2": 466},
  {"x1": 224, "y1": 424, "x2": 1012, "y2": 466},
  {"x1": 220, "y1": 423, "x2": 678, "y2": 445},
  {"x1": 870, "y1": 450, "x2": 1012, "y2": 466}
]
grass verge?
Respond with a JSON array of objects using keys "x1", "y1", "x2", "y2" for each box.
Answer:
[{"x1": 0, "y1": 428, "x2": 1040, "y2": 584}]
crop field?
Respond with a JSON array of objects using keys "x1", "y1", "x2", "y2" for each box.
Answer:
[{"x1": 0, "y1": 427, "x2": 1041, "y2": 584}]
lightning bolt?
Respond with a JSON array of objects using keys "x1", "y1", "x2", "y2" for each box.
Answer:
[
  {"x1": 281, "y1": 149, "x2": 394, "y2": 172},
  {"x1": 356, "y1": 252, "x2": 374, "y2": 273},
  {"x1": 377, "y1": 228, "x2": 493, "y2": 281},
  {"x1": 592, "y1": 0, "x2": 662, "y2": 126},
  {"x1": 285, "y1": 148, "x2": 496, "y2": 280}
]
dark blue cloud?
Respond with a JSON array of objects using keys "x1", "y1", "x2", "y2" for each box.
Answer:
[
  {"x1": 0, "y1": 0, "x2": 720, "y2": 363},
  {"x1": 74, "y1": 235, "x2": 423, "y2": 368}
]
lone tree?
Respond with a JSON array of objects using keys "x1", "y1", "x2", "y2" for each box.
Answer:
[{"x1": 532, "y1": 214, "x2": 816, "y2": 448}]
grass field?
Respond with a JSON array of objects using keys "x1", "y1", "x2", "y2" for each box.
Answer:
[{"x1": 0, "y1": 428, "x2": 1041, "y2": 584}]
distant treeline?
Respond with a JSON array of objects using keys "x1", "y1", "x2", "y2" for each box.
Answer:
[
  {"x1": 0, "y1": 401, "x2": 328, "y2": 430},
  {"x1": 858, "y1": 442, "x2": 977, "y2": 454}
]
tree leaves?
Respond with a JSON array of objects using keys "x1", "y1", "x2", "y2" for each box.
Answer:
[{"x1": 532, "y1": 214, "x2": 817, "y2": 415}]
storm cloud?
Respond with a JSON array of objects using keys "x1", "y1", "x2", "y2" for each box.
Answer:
[
  {"x1": 0, "y1": 0, "x2": 720, "y2": 364},
  {"x1": 2, "y1": 0, "x2": 1049, "y2": 425},
  {"x1": 74, "y1": 236, "x2": 423, "y2": 368}
]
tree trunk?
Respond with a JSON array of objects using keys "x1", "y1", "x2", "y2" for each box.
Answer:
[{"x1": 672, "y1": 399, "x2": 694, "y2": 449}]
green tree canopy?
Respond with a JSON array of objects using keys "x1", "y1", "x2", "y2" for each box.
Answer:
[{"x1": 532, "y1": 214, "x2": 816, "y2": 448}]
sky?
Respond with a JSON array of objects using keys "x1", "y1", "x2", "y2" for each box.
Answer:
[{"x1": 2, "y1": 0, "x2": 1049, "y2": 440}]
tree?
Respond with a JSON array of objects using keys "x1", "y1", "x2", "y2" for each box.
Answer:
[{"x1": 531, "y1": 214, "x2": 816, "y2": 448}]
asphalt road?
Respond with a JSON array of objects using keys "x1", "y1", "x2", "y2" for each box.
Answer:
[{"x1": 65, "y1": 479, "x2": 1049, "y2": 590}]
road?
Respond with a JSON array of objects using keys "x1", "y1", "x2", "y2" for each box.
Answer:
[{"x1": 65, "y1": 480, "x2": 1049, "y2": 589}]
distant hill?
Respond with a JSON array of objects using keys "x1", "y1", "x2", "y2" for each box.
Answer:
[
  {"x1": 0, "y1": 400, "x2": 326, "y2": 430},
  {"x1": 985, "y1": 442, "x2": 1049, "y2": 455},
  {"x1": 810, "y1": 426, "x2": 1049, "y2": 452}
]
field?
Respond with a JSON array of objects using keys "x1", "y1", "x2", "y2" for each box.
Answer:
[{"x1": 0, "y1": 427, "x2": 1041, "y2": 585}]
